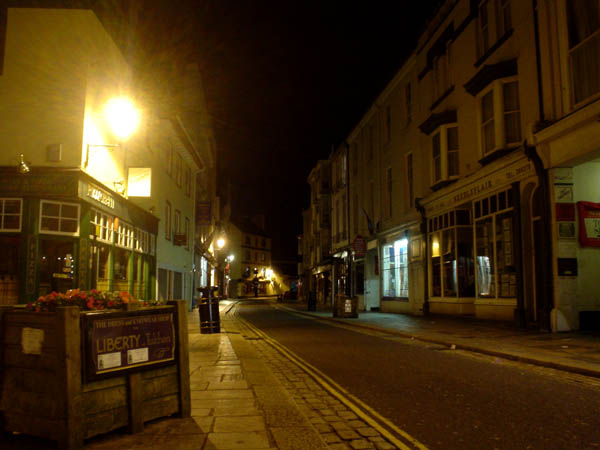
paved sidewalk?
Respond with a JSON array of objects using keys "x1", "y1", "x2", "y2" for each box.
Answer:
[{"x1": 280, "y1": 301, "x2": 600, "y2": 378}]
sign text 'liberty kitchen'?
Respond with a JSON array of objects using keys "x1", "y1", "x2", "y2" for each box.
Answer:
[{"x1": 83, "y1": 309, "x2": 175, "y2": 380}]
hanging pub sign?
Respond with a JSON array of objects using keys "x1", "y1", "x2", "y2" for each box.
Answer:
[
  {"x1": 577, "y1": 201, "x2": 600, "y2": 247},
  {"x1": 82, "y1": 307, "x2": 176, "y2": 381}
]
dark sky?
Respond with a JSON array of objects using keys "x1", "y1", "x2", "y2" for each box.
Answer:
[{"x1": 185, "y1": 1, "x2": 440, "y2": 264}]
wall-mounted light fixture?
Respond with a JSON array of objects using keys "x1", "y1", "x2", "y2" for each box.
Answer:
[{"x1": 18, "y1": 154, "x2": 30, "y2": 174}]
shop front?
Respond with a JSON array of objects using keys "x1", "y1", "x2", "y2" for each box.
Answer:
[
  {"x1": 422, "y1": 154, "x2": 539, "y2": 323},
  {"x1": 0, "y1": 168, "x2": 157, "y2": 304}
]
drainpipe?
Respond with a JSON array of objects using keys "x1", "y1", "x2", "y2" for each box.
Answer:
[
  {"x1": 533, "y1": 0, "x2": 544, "y2": 122},
  {"x1": 523, "y1": 141, "x2": 553, "y2": 331},
  {"x1": 346, "y1": 142, "x2": 352, "y2": 298},
  {"x1": 415, "y1": 198, "x2": 429, "y2": 315}
]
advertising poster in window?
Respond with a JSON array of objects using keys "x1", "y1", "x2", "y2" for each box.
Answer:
[{"x1": 577, "y1": 201, "x2": 600, "y2": 247}]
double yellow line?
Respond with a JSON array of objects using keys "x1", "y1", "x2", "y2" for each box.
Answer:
[{"x1": 233, "y1": 307, "x2": 429, "y2": 450}]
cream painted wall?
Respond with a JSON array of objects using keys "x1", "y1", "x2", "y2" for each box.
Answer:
[
  {"x1": 1, "y1": 8, "x2": 130, "y2": 175},
  {"x1": 573, "y1": 162, "x2": 600, "y2": 312}
]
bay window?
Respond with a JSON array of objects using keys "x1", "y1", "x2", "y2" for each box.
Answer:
[
  {"x1": 431, "y1": 125, "x2": 459, "y2": 185},
  {"x1": 478, "y1": 78, "x2": 521, "y2": 157},
  {"x1": 566, "y1": 0, "x2": 600, "y2": 105}
]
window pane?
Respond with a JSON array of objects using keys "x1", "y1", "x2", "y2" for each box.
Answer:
[
  {"x1": 476, "y1": 218, "x2": 494, "y2": 297},
  {"x1": 432, "y1": 133, "x2": 441, "y2": 158},
  {"x1": 567, "y1": 0, "x2": 600, "y2": 48},
  {"x1": 570, "y1": 31, "x2": 600, "y2": 103},
  {"x1": 41, "y1": 217, "x2": 59, "y2": 231},
  {"x1": 447, "y1": 127, "x2": 459, "y2": 150},
  {"x1": 42, "y1": 202, "x2": 60, "y2": 217},
  {"x1": 503, "y1": 82, "x2": 520, "y2": 111},
  {"x1": 431, "y1": 232, "x2": 441, "y2": 296},
  {"x1": 457, "y1": 227, "x2": 475, "y2": 296},
  {"x1": 505, "y1": 111, "x2": 522, "y2": 143},
  {"x1": 482, "y1": 91, "x2": 494, "y2": 121},
  {"x1": 496, "y1": 212, "x2": 516, "y2": 298},
  {"x1": 61, "y1": 204, "x2": 78, "y2": 219},
  {"x1": 114, "y1": 248, "x2": 129, "y2": 281},
  {"x1": 60, "y1": 219, "x2": 78, "y2": 233},
  {"x1": 4, "y1": 200, "x2": 20, "y2": 214},
  {"x1": 442, "y1": 229, "x2": 457, "y2": 296},
  {"x1": 3, "y1": 215, "x2": 20, "y2": 229}
]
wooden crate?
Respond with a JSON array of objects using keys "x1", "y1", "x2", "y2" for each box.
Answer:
[{"x1": 0, "y1": 301, "x2": 190, "y2": 449}]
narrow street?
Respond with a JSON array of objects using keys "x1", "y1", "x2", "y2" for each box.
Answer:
[{"x1": 236, "y1": 299, "x2": 600, "y2": 450}]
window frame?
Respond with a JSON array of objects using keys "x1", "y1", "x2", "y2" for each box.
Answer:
[
  {"x1": 165, "y1": 201, "x2": 172, "y2": 241},
  {"x1": 0, "y1": 198, "x2": 23, "y2": 232},
  {"x1": 39, "y1": 200, "x2": 80, "y2": 236},
  {"x1": 476, "y1": 77, "x2": 521, "y2": 158},
  {"x1": 430, "y1": 124, "x2": 459, "y2": 186},
  {"x1": 185, "y1": 216, "x2": 190, "y2": 250},
  {"x1": 90, "y1": 209, "x2": 114, "y2": 243}
]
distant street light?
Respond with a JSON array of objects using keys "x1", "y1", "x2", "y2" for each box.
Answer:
[{"x1": 216, "y1": 237, "x2": 225, "y2": 249}]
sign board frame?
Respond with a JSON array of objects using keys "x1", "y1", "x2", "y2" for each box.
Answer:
[{"x1": 81, "y1": 306, "x2": 177, "y2": 381}]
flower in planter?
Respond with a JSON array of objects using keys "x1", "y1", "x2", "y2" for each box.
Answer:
[{"x1": 26, "y1": 290, "x2": 150, "y2": 312}]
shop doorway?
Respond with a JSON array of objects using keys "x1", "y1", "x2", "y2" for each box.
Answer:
[
  {"x1": 39, "y1": 239, "x2": 75, "y2": 295},
  {"x1": 364, "y1": 248, "x2": 380, "y2": 311}
]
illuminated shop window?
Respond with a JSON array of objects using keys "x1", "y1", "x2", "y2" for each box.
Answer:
[
  {"x1": 114, "y1": 247, "x2": 130, "y2": 281},
  {"x1": 90, "y1": 209, "x2": 113, "y2": 243},
  {"x1": 474, "y1": 188, "x2": 515, "y2": 298},
  {"x1": 117, "y1": 221, "x2": 134, "y2": 248},
  {"x1": 382, "y1": 238, "x2": 409, "y2": 298},
  {"x1": 429, "y1": 208, "x2": 474, "y2": 298},
  {"x1": 40, "y1": 200, "x2": 79, "y2": 236},
  {"x1": 0, "y1": 198, "x2": 22, "y2": 232}
]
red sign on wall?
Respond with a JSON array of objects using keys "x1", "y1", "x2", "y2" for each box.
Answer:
[
  {"x1": 352, "y1": 235, "x2": 367, "y2": 258},
  {"x1": 577, "y1": 201, "x2": 600, "y2": 247}
]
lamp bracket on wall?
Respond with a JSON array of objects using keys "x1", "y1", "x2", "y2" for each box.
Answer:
[{"x1": 84, "y1": 143, "x2": 120, "y2": 169}]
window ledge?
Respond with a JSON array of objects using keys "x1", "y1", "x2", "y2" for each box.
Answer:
[
  {"x1": 430, "y1": 178, "x2": 458, "y2": 192},
  {"x1": 430, "y1": 86, "x2": 455, "y2": 111},
  {"x1": 474, "y1": 29, "x2": 514, "y2": 68},
  {"x1": 478, "y1": 145, "x2": 520, "y2": 166}
]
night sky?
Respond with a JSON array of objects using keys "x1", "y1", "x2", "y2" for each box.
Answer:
[{"x1": 186, "y1": 1, "x2": 440, "y2": 265}]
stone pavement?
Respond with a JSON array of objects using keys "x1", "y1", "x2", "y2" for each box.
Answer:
[{"x1": 280, "y1": 302, "x2": 600, "y2": 379}]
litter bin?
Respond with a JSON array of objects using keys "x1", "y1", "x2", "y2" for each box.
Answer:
[
  {"x1": 197, "y1": 286, "x2": 220, "y2": 334},
  {"x1": 333, "y1": 294, "x2": 358, "y2": 318}
]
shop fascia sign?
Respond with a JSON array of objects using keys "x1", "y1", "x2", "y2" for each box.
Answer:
[
  {"x1": 427, "y1": 160, "x2": 533, "y2": 213},
  {"x1": 87, "y1": 183, "x2": 115, "y2": 209}
]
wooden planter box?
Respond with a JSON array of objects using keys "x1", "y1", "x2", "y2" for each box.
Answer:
[{"x1": 0, "y1": 300, "x2": 190, "y2": 449}]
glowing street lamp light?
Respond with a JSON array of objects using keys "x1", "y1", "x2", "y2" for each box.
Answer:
[
  {"x1": 104, "y1": 97, "x2": 140, "y2": 140},
  {"x1": 216, "y1": 237, "x2": 225, "y2": 249}
]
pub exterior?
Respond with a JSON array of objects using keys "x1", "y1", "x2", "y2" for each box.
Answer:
[{"x1": 0, "y1": 168, "x2": 158, "y2": 305}]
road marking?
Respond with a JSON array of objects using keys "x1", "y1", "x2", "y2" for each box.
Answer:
[{"x1": 234, "y1": 306, "x2": 429, "y2": 450}]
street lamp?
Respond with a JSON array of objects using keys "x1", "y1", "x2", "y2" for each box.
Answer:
[{"x1": 83, "y1": 96, "x2": 141, "y2": 189}]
